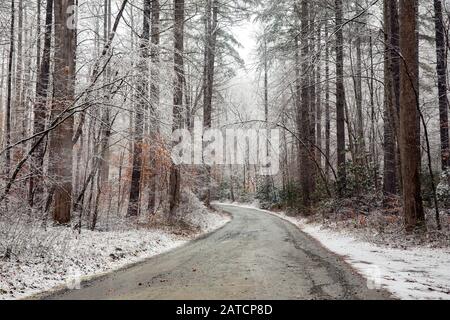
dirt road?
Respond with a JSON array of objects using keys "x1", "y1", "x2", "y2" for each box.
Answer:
[{"x1": 45, "y1": 205, "x2": 391, "y2": 300}]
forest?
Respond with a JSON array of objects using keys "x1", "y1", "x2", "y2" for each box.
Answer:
[{"x1": 0, "y1": 0, "x2": 450, "y2": 300}]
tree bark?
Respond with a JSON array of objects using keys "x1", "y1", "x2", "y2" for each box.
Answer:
[
  {"x1": 325, "y1": 17, "x2": 331, "y2": 180},
  {"x1": 169, "y1": 0, "x2": 185, "y2": 215},
  {"x1": 369, "y1": 35, "x2": 379, "y2": 191},
  {"x1": 434, "y1": 0, "x2": 450, "y2": 171},
  {"x1": 390, "y1": 0, "x2": 403, "y2": 196},
  {"x1": 36, "y1": 0, "x2": 42, "y2": 72},
  {"x1": 316, "y1": 25, "x2": 322, "y2": 169},
  {"x1": 29, "y1": 0, "x2": 53, "y2": 207},
  {"x1": 127, "y1": 0, "x2": 151, "y2": 217},
  {"x1": 383, "y1": 0, "x2": 398, "y2": 202},
  {"x1": 148, "y1": 0, "x2": 160, "y2": 214},
  {"x1": 4, "y1": 0, "x2": 15, "y2": 175},
  {"x1": 335, "y1": 0, "x2": 346, "y2": 195},
  {"x1": 99, "y1": 0, "x2": 112, "y2": 185},
  {"x1": 202, "y1": 0, "x2": 218, "y2": 207},
  {"x1": 398, "y1": 0, "x2": 425, "y2": 231},
  {"x1": 49, "y1": 0, "x2": 76, "y2": 224},
  {"x1": 14, "y1": 0, "x2": 24, "y2": 141},
  {"x1": 308, "y1": 6, "x2": 316, "y2": 195},
  {"x1": 299, "y1": 0, "x2": 311, "y2": 208},
  {"x1": 354, "y1": 2, "x2": 364, "y2": 163},
  {"x1": 0, "y1": 49, "x2": 5, "y2": 148}
]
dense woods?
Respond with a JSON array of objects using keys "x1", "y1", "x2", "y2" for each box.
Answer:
[
  {"x1": 253, "y1": 0, "x2": 450, "y2": 234},
  {"x1": 1, "y1": 0, "x2": 450, "y2": 240}
]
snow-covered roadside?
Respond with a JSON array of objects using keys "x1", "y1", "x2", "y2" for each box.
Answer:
[
  {"x1": 0, "y1": 211, "x2": 230, "y2": 300},
  {"x1": 216, "y1": 203, "x2": 450, "y2": 300}
]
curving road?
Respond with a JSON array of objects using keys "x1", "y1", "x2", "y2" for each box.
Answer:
[{"x1": 44, "y1": 205, "x2": 391, "y2": 300}]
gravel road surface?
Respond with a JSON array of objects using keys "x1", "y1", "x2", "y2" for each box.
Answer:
[{"x1": 44, "y1": 205, "x2": 391, "y2": 300}]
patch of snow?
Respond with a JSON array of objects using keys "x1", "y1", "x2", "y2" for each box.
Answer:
[
  {"x1": 216, "y1": 203, "x2": 450, "y2": 300},
  {"x1": 0, "y1": 210, "x2": 230, "y2": 300},
  {"x1": 178, "y1": 191, "x2": 231, "y2": 233}
]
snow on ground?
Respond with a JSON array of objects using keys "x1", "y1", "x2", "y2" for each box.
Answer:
[
  {"x1": 0, "y1": 209, "x2": 230, "y2": 300},
  {"x1": 216, "y1": 202, "x2": 450, "y2": 300}
]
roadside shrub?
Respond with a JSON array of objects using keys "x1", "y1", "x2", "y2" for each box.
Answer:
[{"x1": 436, "y1": 170, "x2": 450, "y2": 209}]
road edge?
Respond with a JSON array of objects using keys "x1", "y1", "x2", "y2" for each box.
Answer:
[
  {"x1": 25, "y1": 212, "x2": 233, "y2": 301},
  {"x1": 215, "y1": 203, "x2": 395, "y2": 300}
]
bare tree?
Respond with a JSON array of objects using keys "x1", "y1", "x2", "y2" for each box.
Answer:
[
  {"x1": 4, "y1": 0, "x2": 15, "y2": 175},
  {"x1": 29, "y1": 0, "x2": 53, "y2": 207},
  {"x1": 169, "y1": 0, "x2": 185, "y2": 215},
  {"x1": 148, "y1": 0, "x2": 161, "y2": 214},
  {"x1": 127, "y1": 0, "x2": 151, "y2": 217},
  {"x1": 335, "y1": 0, "x2": 346, "y2": 195},
  {"x1": 434, "y1": 0, "x2": 450, "y2": 172},
  {"x1": 325, "y1": 16, "x2": 331, "y2": 180},
  {"x1": 353, "y1": 1, "x2": 364, "y2": 164},
  {"x1": 383, "y1": 0, "x2": 398, "y2": 203},
  {"x1": 298, "y1": 0, "x2": 312, "y2": 208},
  {"x1": 202, "y1": 0, "x2": 218, "y2": 207},
  {"x1": 99, "y1": 0, "x2": 112, "y2": 185},
  {"x1": 14, "y1": 0, "x2": 24, "y2": 141}
]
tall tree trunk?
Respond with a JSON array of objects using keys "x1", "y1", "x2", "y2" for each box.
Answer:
[
  {"x1": 354, "y1": 3, "x2": 364, "y2": 163},
  {"x1": 383, "y1": 0, "x2": 397, "y2": 203},
  {"x1": 4, "y1": 0, "x2": 15, "y2": 175},
  {"x1": 344, "y1": 99, "x2": 356, "y2": 163},
  {"x1": 263, "y1": 36, "x2": 273, "y2": 192},
  {"x1": 29, "y1": 0, "x2": 53, "y2": 207},
  {"x1": 0, "y1": 49, "x2": 5, "y2": 147},
  {"x1": 308, "y1": 6, "x2": 316, "y2": 196},
  {"x1": 23, "y1": 13, "x2": 32, "y2": 144},
  {"x1": 398, "y1": 0, "x2": 425, "y2": 231},
  {"x1": 148, "y1": 0, "x2": 160, "y2": 214},
  {"x1": 325, "y1": 17, "x2": 331, "y2": 180},
  {"x1": 99, "y1": 0, "x2": 112, "y2": 185},
  {"x1": 49, "y1": 0, "x2": 76, "y2": 224},
  {"x1": 316, "y1": 25, "x2": 322, "y2": 169},
  {"x1": 202, "y1": 0, "x2": 218, "y2": 207},
  {"x1": 185, "y1": 65, "x2": 192, "y2": 129},
  {"x1": 127, "y1": 0, "x2": 151, "y2": 217},
  {"x1": 14, "y1": 0, "x2": 23, "y2": 142},
  {"x1": 36, "y1": 0, "x2": 42, "y2": 74},
  {"x1": 434, "y1": 0, "x2": 450, "y2": 171},
  {"x1": 335, "y1": 0, "x2": 347, "y2": 195},
  {"x1": 369, "y1": 35, "x2": 379, "y2": 191},
  {"x1": 169, "y1": 0, "x2": 185, "y2": 215},
  {"x1": 298, "y1": 0, "x2": 311, "y2": 208},
  {"x1": 203, "y1": 0, "x2": 212, "y2": 131},
  {"x1": 390, "y1": 0, "x2": 402, "y2": 195}
]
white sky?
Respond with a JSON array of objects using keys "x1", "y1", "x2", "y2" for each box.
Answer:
[
  {"x1": 233, "y1": 20, "x2": 259, "y2": 67},
  {"x1": 227, "y1": 20, "x2": 263, "y2": 121}
]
